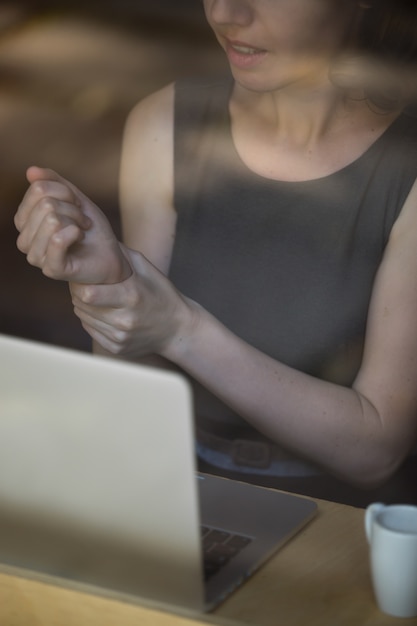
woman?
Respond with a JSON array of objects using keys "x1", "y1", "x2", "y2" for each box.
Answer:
[{"x1": 15, "y1": 0, "x2": 417, "y2": 504}]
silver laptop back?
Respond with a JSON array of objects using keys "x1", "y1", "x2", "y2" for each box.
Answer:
[{"x1": 0, "y1": 333, "x2": 205, "y2": 610}]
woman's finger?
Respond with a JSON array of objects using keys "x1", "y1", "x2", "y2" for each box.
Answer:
[
  {"x1": 15, "y1": 178, "x2": 81, "y2": 232},
  {"x1": 70, "y1": 279, "x2": 137, "y2": 310},
  {"x1": 39, "y1": 224, "x2": 85, "y2": 279},
  {"x1": 26, "y1": 166, "x2": 82, "y2": 193},
  {"x1": 79, "y1": 321, "x2": 123, "y2": 354},
  {"x1": 26, "y1": 166, "x2": 93, "y2": 209},
  {"x1": 73, "y1": 307, "x2": 124, "y2": 338},
  {"x1": 75, "y1": 309, "x2": 134, "y2": 350},
  {"x1": 16, "y1": 198, "x2": 90, "y2": 254}
]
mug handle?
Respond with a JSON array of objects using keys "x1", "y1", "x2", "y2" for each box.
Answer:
[{"x1": 365, "y1": 502, "x2": 386, "y2": 543}]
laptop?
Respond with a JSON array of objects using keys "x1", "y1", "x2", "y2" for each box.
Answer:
[{"x1": 0, "y1": 333, "x2": 316, "y2": 613}]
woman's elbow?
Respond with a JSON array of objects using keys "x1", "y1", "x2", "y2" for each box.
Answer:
[{"x1": 337, "y1": 443, "x2": 411, "y2": 489}]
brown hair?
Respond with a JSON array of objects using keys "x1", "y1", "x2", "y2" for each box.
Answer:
[{"x1": 332, "y1": 1, "x2": 417, "y2": 110}]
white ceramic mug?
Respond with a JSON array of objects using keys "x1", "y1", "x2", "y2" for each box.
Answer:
[{"x1": 365, "y1": 502, "x2": 417, "y2": 618}]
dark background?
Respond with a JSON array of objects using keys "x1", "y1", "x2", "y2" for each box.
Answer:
[{"x1": 0, "y1": 0, "x2": 225, "y2": 350}]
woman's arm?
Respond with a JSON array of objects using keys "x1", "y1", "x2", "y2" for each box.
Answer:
[
  {"x1": 160, "y1": 180, "x2": 417, "y2": 486},
  {"x1": 89, "y1": 83, "x2": 178, "y2": 367},
  {"x1": 119, "y1": 83, "x2": 177, "y2": 274},
  {"x1": 73, "y1": 200, "x2": 417, "y2": 487}
]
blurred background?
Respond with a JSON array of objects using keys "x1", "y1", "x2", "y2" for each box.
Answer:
[{"x1": 0, "y1": 0, "x2": 226, "y2": 351}]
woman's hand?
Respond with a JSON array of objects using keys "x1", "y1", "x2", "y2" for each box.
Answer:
[
  {"x1": 69, "y1": 246, "x2": 199, "y2": 358},
  {"x1": 15, "y1": 166, "x2": 131, "y2": 285}
]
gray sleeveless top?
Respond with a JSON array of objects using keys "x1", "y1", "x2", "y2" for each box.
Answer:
[{"x1": 169, "y1": 77, "x2": 417, "y2": 466}]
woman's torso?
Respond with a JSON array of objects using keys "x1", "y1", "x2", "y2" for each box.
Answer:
[{"x1": 168, "y1": 76, "x2": 417, "y2": 472}]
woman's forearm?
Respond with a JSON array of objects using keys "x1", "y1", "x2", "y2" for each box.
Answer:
[
  {"x1": 162, "y1": 304, "x2": 402, "y2": 486},
  {"x1": 72, "y1": 248, "x2": 413, "y2": 487}
]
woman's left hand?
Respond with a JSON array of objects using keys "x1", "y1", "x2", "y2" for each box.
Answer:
[{"x1": 70, "y1": 246, "x2": 198, "y2": 358}]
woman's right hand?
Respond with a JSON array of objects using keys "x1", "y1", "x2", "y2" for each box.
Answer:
[{"x1": 15, "y1": 166, "x2": 132, "y2": 285}]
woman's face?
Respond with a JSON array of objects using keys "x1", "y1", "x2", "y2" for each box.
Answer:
[{"x1": 203, "y1": 0, "x2": 356, "y2": 92}]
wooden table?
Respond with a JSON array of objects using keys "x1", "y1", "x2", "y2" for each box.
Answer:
[{"x1": 1, "y1": 497, "x2": 416, "y2": 626}]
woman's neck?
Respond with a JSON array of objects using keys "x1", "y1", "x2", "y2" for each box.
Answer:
[
  {"x1": 233, "y1": 81, "x2": 363, "y2": 148},
  {"x1": 229, "y1": 82, "x2": 401, "y2": 182}
]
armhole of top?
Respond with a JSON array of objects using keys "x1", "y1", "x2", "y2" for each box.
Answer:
[{"x1": 173, "y1": 76, "x2": 233, "y2": 214}]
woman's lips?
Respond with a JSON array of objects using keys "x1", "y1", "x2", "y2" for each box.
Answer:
[{"x1": 225, "y1": 39, "x2": 268, "y2": 69}]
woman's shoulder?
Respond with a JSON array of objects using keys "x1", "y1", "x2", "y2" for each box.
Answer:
[
  {"x1": 125, "y1": 83, "x2": 176, "y2": 139},
  {"x1": 123, "y1": 75, "x2": 233, "y2": 140},
  {"x1": 120, "y1": 84, "x2": 176, "y2": 189}
]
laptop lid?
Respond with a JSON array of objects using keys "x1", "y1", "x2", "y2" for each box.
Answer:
[{"x1": 0, "y1": 333, "x2": 316, "y2": 613}]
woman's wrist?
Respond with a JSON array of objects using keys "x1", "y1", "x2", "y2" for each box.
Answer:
[{"x1": 160, "y1": 297, "x2": 203, "y2": 365}]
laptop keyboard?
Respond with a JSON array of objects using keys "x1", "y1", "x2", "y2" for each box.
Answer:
[{"x1": 201, "y1": 526, "x2": 253, "y2": 580}]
